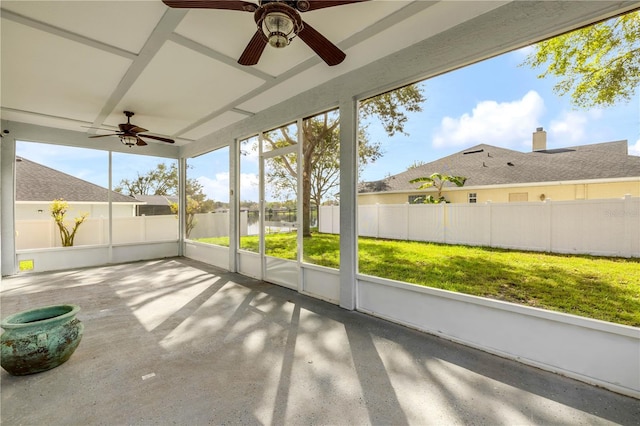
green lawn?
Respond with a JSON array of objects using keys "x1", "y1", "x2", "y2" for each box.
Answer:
[{"x1": 197, "y1": 233, "x2": 640, "y2": 327}]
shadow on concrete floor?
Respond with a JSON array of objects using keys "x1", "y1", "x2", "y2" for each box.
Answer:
[{"x1": 2, "y1": 257, "x2": 638, "y2": 425}]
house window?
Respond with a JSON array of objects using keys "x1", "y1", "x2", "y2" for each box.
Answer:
[
  {"x1": 408, "y1": 195, "x2": 423, "y2": 204},
  {"x1": 468, "y1": 193, "x2": 477, "y2": 203},
  {"x1": 509, "y1": 192, "x2": 528, "y2": 202}
]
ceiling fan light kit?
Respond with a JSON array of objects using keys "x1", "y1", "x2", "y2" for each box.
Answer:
[
  {"x1": 162, "y1": 0, "x2": 368, "y2": 66},
  {"x1": 256, "y1": 3, "x2": 301, "y2": 48},
  {"x1": 120, "y1": 135, "x2": 138, "y2": 147}
]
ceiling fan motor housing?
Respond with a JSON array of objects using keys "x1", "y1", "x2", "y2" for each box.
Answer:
[
  {"x1": 256, "y1": 2, "x2": 303, "y2": 48},
  {"x1": 261, "y1": 0, "x2": 309, "y2": 11}
]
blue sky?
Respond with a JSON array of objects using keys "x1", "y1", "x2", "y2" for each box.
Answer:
[
  {"x1": 360, "y1": 47, "x2": 639, "y2": 182},
  {"x1": 16, "y1": 47, "x2": 640, "y2": 204}
]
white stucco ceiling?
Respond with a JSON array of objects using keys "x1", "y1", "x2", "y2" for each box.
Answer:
[{"x1": 1, "y1": 1, "x2": 639, "y2": 151}]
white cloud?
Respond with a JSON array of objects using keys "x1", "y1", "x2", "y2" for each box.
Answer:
[
  {"x1": 198, "y1": 172, "x2": 231, "y2": 203},
  {"x1": 629, "y1": 139, "x2": 640, "y2": 157},
  {"x1": 198, "y1": 171, "x2": 261, "y2": 203},
  {"x1": 548, "y1": 110, "x2": 603, "y2": 145},
  {"x1": 432, "y1": 90, "x2": 545, "y2": 149},
  {"x1": 239, "y1": 173, "x2": 259, "y2": 202},
  {"x1": 240, "y1": 138, "x2": 259, "y2": 164}
]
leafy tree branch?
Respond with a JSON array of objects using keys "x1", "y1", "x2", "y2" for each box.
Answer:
[{"x1": 522, "y1": 11, "x2": 640, "y2": 108}]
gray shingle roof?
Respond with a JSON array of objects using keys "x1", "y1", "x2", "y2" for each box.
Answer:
[
  {"x1": 131, "y1": 194, "x2": 178, "y2": 206},
  {"x1": 359, "y1": 140, "x2": 640, "y2": 193},
  {"x1": 16, "y1": 157, "x2": 139, "y2": 203}
]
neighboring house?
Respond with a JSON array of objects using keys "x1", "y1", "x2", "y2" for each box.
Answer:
[
  {"x1": 15, "y1": 156, "x2": 141, "y2": 220},
  {"x1": 359, "y1": 128, "x2": 640, "y2": 204},
  {"x1": 131, "y1": 194, "x2": 178, "y2": 216}
]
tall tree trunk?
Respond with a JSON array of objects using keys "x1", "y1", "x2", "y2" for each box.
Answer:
[
  {"x1": 302, "y1": 156, "x2": 313, "y2": 237},
  {"x1": 301, "y1": 121, "x2": 319, "y2": 238}
]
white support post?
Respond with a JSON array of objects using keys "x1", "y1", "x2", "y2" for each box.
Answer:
[
  {"x1": 229, "y1": 138, "x2": 239, "y2": 272},
  {"x1": 296, "y1": 117, "x2": 304, "y2": 289},
  {"x1": 178, "y1": 157, "x2": 186, "y2": 256},
  {"x1": 108, "y1": 151, "x2": 113, "y2": 261},
  {"x1": 1, "y1": 133, "x2": 17, "y2": 275},
  {"x1": 339, "y1": 97, "x2": 358, "y2": 310}
]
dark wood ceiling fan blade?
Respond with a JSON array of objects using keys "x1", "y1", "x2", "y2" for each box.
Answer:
[
  {"x1": 301, "y1": 0, "x2": 369, "y2": 12},
  {"x1": 162, "y1": 0, "x2": 257, "y2": 11},
  {"x1": 129, "y1": 126, "x2": 148, "y2": 134},
  {"x1": 139, "y1": 134, "x2": 175, "y2": 144},
  {"x1": 136, "y1": 137, "x2": 148, "y2": 146},
  {"x1": 88, "y1": 134, "x2": 119, "y2": 138},
  {"x1": 238, "y1": 31, "x2": 267, "y2": 66},
  {"x1": 298, "y1": 21, "x2": 345, "y2": 66}
]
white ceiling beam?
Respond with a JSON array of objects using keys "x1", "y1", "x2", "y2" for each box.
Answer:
[
  {"x1": 89, "y1": 8, "x2": 188, "y2": 131},
  {"x1": 231, "y1": 108, "x2": 255, "y2": 116},
  {"x1": 168, "y1": 33, "x2": 275, "y2": 81},
  {"x1": 338, "y1": 1, "x2": 438, "y2": 51},
  {"x1": 0, "y1": 8, "x2": 137, "y2": 60}
]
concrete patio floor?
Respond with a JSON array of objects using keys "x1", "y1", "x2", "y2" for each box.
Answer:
[{"x1": 1, "y1": 257, "x2": 638, "y2": 425}]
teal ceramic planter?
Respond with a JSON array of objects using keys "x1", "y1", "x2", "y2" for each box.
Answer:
[{"x1": 1, "y1": 304, "x2": 83, "y2": 376}]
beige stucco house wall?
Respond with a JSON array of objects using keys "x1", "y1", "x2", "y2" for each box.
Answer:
[
  {"x1": 359, "y1": 178, "x2": 640, "y2": 205},
  {"x1": 359, "y1": 129, "x2": 640, "y2": 205}
]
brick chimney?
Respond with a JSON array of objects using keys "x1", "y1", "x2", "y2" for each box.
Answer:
[{"x1": 532, "y1": 127, "x2": 547, "y2": 151}]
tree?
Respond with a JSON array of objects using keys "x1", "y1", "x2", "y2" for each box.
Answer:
[
  {"x1": 409, "y1": 173, "x2": 467, "y2": 204},
  {"x1": 170, "y1": 197, "x2": 200, "y2": 238},
  {"x1": 264, "y1": 84, "x2": 425, "y2": 237},
  {"x1": 50, "y1": 199, "x2": 89, "y2": 247},
  {"x1": 522, "y1": 11, "x2": 640, "y2": 108},
  {"x1": 116, "y1": 162, "x2": 216, "y2": 238},
  {"x1": 115, "y1": 162, "x2": 177, "y2": 196},
  {"x1": 115, "y1": 162, "x2": 215, "y2": 213},
  {"x1": 407, "y1": 160, "x2": 427, "y2": 170}
]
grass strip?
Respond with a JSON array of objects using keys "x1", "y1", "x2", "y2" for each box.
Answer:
[{"x1": 196, "y1": 233, "x2": 640, "y2": 326}]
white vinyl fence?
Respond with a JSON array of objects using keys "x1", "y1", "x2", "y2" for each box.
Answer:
[
  {"x1": 15, "y1": 212, "x2": 238, "y2": 250},
  {"x1": 319, "y1": 196, "x2": 639, "y2": 257},
  {"x1": 188, "y1": 212, "x2": 233, "y2": 240},
  {"x1": 16, "y1": 215, "x2": 179, "y2": 250}
]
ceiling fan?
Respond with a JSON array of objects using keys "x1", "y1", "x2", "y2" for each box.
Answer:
[
  {"x1": 162, "y1": 0, "x2": 368, "y2": 66},
  {"x1": 88, "y1": 111, "x2": 175, "y2": 147}
]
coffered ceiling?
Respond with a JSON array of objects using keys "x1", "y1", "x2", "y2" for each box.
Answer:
[{"x1": 2, "y1": 1, "x2": 638, "y2": 151}]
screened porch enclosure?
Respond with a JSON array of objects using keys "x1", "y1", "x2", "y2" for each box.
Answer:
[{"x1": 2, "y1": 0, "x2": 639, "y2": 402}]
